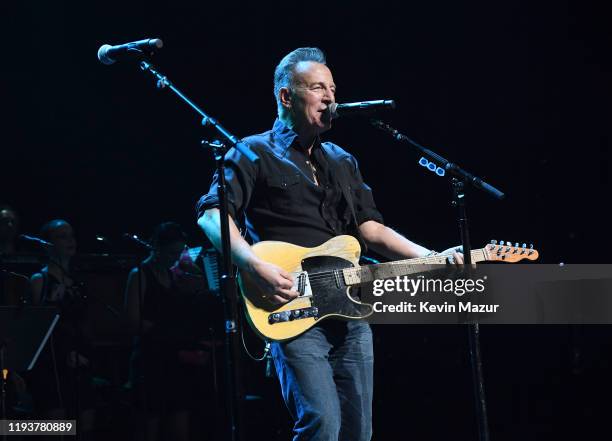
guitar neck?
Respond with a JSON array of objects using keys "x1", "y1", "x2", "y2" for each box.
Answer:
[{"x1": 342, "y1": 248, "x2": 488, "y2": 286}]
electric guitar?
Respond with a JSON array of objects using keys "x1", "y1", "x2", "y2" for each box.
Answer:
[{"x1": 238, "y1": 235, "x2": 539, "y2": 341}]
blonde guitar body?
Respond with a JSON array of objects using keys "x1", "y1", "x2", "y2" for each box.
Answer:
[
  {"x1": 238, "y1": 235, "x2": 539, "y2": 341},
  {"x1": 239, "y1": 235, "x2": 367, "y2": 341}
]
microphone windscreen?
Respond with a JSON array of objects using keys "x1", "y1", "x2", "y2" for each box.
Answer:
[
  {"x1": 97, "y1": 44, "x2": 114, "y2": 65},
  {"x1": 328, "y1": 103, "x2": 339, "y2": 119}
]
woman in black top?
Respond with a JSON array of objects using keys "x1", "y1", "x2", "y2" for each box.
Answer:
[
  {"x1": 29, "y1": 219, "x2": 95, "y2": 439},
  {"x1": 124, "y1": 222, "x2": 214, "y2": 441}
]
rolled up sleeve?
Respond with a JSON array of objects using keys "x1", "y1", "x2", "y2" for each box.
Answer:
[{"x1": 195, "y1": 145, "x2": 258, "y2": 221}]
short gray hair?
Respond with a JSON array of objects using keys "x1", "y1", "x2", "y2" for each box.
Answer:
[{"x1": 273, "y1": 47, "x2": 326, "y2": 111}]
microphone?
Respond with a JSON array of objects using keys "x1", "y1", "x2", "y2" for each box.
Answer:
[
  {"x1": 123, "y1": 233, "x2": 153, "y2": 251},
  {"x1": 97, "y1": 38, "x2": 163, "y2": 65},
  {"x1": 329, "y1": 100, "x2": 395, "y2": 119},
  {"x1": 19, "y1": 234, "x2": 53, "y2": 247}
]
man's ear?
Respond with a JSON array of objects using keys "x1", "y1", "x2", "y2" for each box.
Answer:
[{"x1": 279, "y1": 87, "x2": 292, "y2": 110}]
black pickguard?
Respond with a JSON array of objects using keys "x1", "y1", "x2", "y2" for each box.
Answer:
[{"x1": 301, "y1": 255, "x2": 372, "y2": 319}]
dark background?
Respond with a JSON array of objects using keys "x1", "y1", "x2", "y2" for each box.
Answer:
[{"x1": 3, "y1": 0, "x2": 611, "y2": 439}]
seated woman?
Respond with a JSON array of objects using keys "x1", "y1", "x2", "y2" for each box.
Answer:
[{"x1": 29, "y1": 219, "x2": 95, "y2": 439}]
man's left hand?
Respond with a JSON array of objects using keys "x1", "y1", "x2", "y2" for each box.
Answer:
[{"x1": 441, "y1": 246, "x2": 464, "y2": 265}]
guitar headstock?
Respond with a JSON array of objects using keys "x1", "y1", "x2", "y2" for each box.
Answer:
[{"x1": 483, "y1": 240, "x2": 539, "y2": 263}]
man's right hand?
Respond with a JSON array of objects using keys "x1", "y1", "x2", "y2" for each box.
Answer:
[
  {"x1": 248, "y1": 260, "x2": 300, "y2": 305},
  {"x1": 198, "y1": 210, "x2": 299, "y2": 305}
]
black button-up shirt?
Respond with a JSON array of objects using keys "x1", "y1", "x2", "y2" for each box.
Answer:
[{"x1": 196, "y1": 119, "x2": 383, "y2": 248}]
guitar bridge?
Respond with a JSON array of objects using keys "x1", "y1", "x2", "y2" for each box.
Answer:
[{"x1": 268, "y1": 306, "x2": 319, "y2": 325}]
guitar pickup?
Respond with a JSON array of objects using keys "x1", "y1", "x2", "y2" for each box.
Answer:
[
  {"x1": 292, "y1": 271, "x2": 313, "y2": 298},
  {"x1": 268, "y1": 307, "x2": 319, "y2": 325}
]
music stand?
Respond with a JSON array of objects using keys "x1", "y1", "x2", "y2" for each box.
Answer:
[{"x1": 0, "y1": 306, "x2": 60, "y2": 423}]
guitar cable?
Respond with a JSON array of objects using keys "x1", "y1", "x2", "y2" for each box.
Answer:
[
  {"x1": 240, "y1": 327, "x2": 273, "y2": 376},
  {"x1": 240, "y1": 326, "x2": 270, "y2": 361},
  {"x1": 235, "y1": 229, "x2": 274, "y2": 375}
]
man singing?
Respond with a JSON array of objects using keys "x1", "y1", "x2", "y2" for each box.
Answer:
[{"x1": 197, "y1": 47, "x2": 463, "y2": 441}]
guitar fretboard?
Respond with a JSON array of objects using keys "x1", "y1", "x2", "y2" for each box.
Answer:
[{"x1": 342, "y1": 249, "x2": 487, "y2": 285}]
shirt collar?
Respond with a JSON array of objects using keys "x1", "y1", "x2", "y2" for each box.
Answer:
[{"x1": 271, "y1": 118, "x2": 323, "y2": 158}]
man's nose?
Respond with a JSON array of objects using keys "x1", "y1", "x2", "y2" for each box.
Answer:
[{"x1": 322, "y1": 87, "x2": 335, "y2": 102}]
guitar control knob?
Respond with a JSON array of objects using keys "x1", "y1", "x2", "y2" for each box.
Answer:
[{"x1": 269, "y1": 313, "x2": 281, "y2": 324}]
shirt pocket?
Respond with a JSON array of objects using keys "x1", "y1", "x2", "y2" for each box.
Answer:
[{"x1": 265, "y1": 173, "x2": 302, "y2": 214}]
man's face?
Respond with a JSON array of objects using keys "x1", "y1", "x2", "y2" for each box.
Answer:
[{"x1": 287, "y1": 61, "x2": 336, "y2": 134}]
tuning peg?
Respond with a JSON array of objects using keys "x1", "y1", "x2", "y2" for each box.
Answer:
[
  {"x1": 500, "y1": 241, "x2": 505, "y2": 246},
  {"x1": 513, "y1": 243, "x2": 519, "y2": 253},
  {"x1": 528, "y1": 244, "x2": 534, "y2": 255},
  {"x1": 514, "y1": 242, "x2": 519, "y2": 247},
  {"x1": 490, "y1": 240, "x2": 497, "y2": 245},
  {"x1": 522, "y1": 243, "x2": 527, "y2": 249}
]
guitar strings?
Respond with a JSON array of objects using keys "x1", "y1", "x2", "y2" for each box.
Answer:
[
  {"x1": 302, "y1": 256, "x2": 448, "y2": 282},
  {"x1": 299, "y1": 249, "x2": 487, "y2": 284}
]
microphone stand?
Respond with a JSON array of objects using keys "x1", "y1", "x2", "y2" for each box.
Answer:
[
  {"x1": 133, "y1": 57, "x2": 258, "y2": 441},
  {"x1": 124, "y1": 235, "x2": 151, "y2": 441},
  {"x1": 372, "y1": 119, "x2": 504, "y2": 441},
  {"x1": 1, "y1": 340, "x2": 8, "y2": 439}
]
